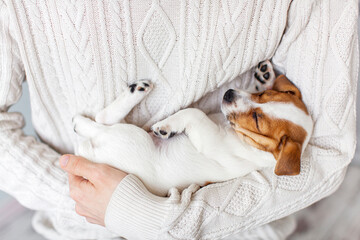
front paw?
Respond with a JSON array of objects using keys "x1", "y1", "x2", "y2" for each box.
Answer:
[
  {"x1": 254, "y1": 60, "x2": 276, "y2": 92},
  {"x1": 151, "y1": 121, "x2": 178, "y2": 139}
]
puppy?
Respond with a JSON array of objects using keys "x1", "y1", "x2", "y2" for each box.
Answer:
[{"x1": 73, "y1": 61, "x2": 313, "y2": 196}]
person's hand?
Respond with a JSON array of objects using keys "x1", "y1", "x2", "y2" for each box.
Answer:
[{"x1": 59, "y1": 154, "x2": 128, "y2": 226}]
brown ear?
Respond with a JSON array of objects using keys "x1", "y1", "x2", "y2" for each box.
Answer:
[
  {"x1": 274, "y1": 136, "x2": 301, "y2": 176},
  {"x1": 272, "y1": 75, "x2": 302, "y2": 99}
]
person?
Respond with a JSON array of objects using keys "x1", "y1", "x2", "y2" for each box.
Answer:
[{"x1": 0, "y1": 0, "x2": 357, "y2": 239}]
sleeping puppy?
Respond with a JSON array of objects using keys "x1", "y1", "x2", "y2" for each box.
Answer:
[{"x1": 73, "y1": 61, "x2": 313, "y2": 196}]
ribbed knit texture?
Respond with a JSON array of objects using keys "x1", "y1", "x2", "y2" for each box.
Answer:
[
  {"x1": 0, "y1": 0, "x2": 358, "y2": 239},
  {"x1": 105, "y1": 175, "x2": 170, "y2": 240}
]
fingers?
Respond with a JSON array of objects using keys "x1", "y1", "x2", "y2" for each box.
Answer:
[
  {"x1": 60, "y1": 154, "x2": 97, "y2": 181},
  {"x1": 68, "y1": 173, "x2": 93, "y2": 191},
  {"x1": 75, "y1": 203, "x2": 104, "y2": 226},
  {"x1": 86, "y1": 217, "x2": 102, "y2": 225},
  {"x1": 75, "y1": 203, "x2": 97, "y2": 219}
]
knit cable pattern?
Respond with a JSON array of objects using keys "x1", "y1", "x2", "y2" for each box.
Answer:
[{"x1": 0, "y1": 0, "x2": 357, "y2": 239}]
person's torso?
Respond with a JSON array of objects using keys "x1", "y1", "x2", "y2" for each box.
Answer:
[{"x1": 7, "y1": 0, "x2": 290, "y2": 152}]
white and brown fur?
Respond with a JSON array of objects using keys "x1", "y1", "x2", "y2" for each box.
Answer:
[{"x1": 73, "y1": 61, "x2": 313, "y2": 196}]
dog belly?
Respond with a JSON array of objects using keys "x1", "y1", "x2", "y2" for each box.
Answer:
[
  {"x1": 153, "y1": 135, "x2": 222, "y2": 192},
  {"x1": 150, "y1": 134, "x2": 271, "y2": 195},
  {"x1": 76, "y1": 124, "x2": 275, "y2": 196}
]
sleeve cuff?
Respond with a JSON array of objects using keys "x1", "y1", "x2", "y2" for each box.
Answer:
[{"x1": 104, "y1": 174, "x2": 170, "y2": 239}]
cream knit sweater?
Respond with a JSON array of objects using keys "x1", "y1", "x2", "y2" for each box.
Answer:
[{"x1": 0, "y1": 0, "x2": 358, "y2": 239}]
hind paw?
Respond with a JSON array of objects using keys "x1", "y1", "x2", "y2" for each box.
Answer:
[
  {"x1": 151, "y1": 120, "x2": 179, "y2": 139},
  {"x1": 253, "y1": 60, "x2": 276, "y2": 92}
]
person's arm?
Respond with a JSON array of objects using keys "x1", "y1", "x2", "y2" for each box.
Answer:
[
  {"x1": 0, "y1": 0, "x2": 69, "y2": 210},
  {"x1": 0, "y1": 3, "x2": 118, "y2": 239},
  {"x1": 101, "y1": 0, "x2": 358, "y2": 239}
]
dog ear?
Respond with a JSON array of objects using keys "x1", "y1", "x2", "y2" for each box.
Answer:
[
  {"x1": 272, "y1": 75, "x2": 302, "y2": 99},
  {"x1": 274, "y1": 135, "x2": 301, "y2": 176}
]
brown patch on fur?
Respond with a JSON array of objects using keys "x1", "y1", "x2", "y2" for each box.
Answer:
[
  {"x1": 229, "y1": 110, "x2": 307, "y2": 150},
  {"x1": 273, "y1": 136, "x2": 301, "y2": 175},
  {"x1": 251, "y1": 75, "x2": 309, "y2": 115},
  {"x1": 225, "y1": 74, "x2": 311, "y2": 176},
  {"x1": 228, "y1": 108, "x2": 307, "y2": 176}
]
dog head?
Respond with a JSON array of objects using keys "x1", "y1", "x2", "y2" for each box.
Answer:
[{"x1": 221, "y1": 75, "x2": 313, "y2": 176}]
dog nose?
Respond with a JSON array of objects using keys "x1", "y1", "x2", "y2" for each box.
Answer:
[{"x1": 223, "y1": 89, "x2": 235, "y2": 103}]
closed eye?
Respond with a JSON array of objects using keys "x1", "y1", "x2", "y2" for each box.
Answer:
[
  {"x1": 283, "y1": 90, "x2": 295, "y2": 95},
  {"x1": 252, "y1": 112, "x2": 260, "y2": 130},
  {"x1": 258, "y1": 92, "x2": 265, "y2": 97}
]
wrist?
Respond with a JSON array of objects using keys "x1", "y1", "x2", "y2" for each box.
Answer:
[{"x1": 105, "y1": 174, "x2": 170, "y2": 239}]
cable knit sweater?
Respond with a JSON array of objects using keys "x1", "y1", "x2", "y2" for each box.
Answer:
[{"x1": 0, "y1": 0, "x2": 358, "y2": 239}]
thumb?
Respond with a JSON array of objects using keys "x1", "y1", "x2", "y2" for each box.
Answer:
[{"x1": 60, "y1": 154, "x2": 97, "y2": 181}]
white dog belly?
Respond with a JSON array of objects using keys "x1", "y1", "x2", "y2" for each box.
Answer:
[{"x1": 76, "y1": 119, "x2": 275, "y2": 196}]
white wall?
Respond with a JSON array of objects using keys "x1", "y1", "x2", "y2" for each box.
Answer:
[{"x1": 352, "y1": 15, "x2": 360, "y2": 165}]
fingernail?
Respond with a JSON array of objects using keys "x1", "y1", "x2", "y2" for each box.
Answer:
[{"x1": 60, "y1": 155, "x2": 69, "y2": 167}]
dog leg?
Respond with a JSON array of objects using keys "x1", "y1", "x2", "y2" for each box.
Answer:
[
  {"x1": 73, "y1": 115, "x2": 104, "y2": 138},
  {"x1": 253, "y1": 60, "x2": 276, "y2": 92},
  {"x1": 95, "y1": 79, "x2": 153, "y2": 125},
  {"x1": 151, "y1": 108, "x2": 221, "y2": 152}
]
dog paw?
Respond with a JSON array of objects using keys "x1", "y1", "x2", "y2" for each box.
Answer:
[
  {"x1": 254, "y1": 60, "x2": 276, "y2": 92},
  {"x1": 72, "y1": 114, "x2": 85, "y2": 133},
  {"x1": 128, "y1": 79, "x2": 153, "y2": 94},
  {"x1": 151, "y1": 121, "x2": 178, "y2": 139},
  {"x1": 72, "y1": 114, "x2": 93, "y2": 134}
]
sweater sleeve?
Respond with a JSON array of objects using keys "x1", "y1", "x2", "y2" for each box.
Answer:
[
  {"x1": 0, "y1": 0, "x2": 70, "y2": 210},
  {"x1": 104, "y1": 0, "x2": 358, "y2": 239},
  {"x1": 0, "y1": 3, "x2": 119, "y2": 239}
]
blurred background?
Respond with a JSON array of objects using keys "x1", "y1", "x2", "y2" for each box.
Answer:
[{"x1": 0, "y1": 12, "x2": 359, "y2": 240}]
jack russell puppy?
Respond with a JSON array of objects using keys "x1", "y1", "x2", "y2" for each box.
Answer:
[{"x1": 73, "y1": 61, "x2": 313, "y2": 196}]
